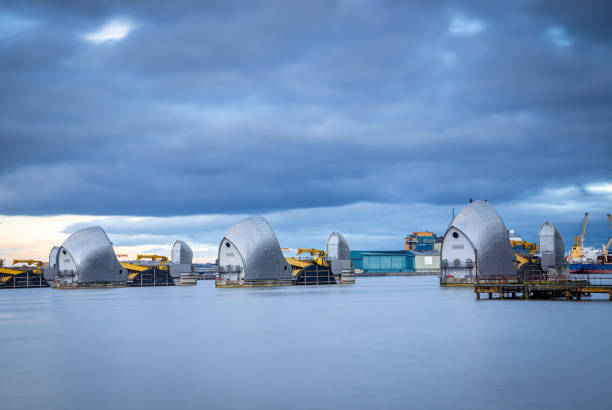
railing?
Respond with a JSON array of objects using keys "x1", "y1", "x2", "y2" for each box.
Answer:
[
  {"x1": 476, "y1": 274, "x2": 612, "y2": 286},
  {"x1": 441, "y1": 259, "x2": 474, "y2": 268},
  {"x1": 414, "y1": 268, "x2": 441, "y2": 275}
]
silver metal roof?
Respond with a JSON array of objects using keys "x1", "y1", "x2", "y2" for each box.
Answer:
[
  {"x1": 327, "y1": 232, "x2": 350, "y2": 261},
  {"x1": 58, "y1": 226, "x2": 125, "y2": 283},
  {"x1": 171, "y1": 240, "x2": 193, "y2": 265},
  {"x1": 220, "y1": 216, "x2": 291, "y2": 281},
  {"x1": 538, "y1": 221, "x2": 565, "y2": 267},
  {"x1": 444, "y1": 200, "x2": 516, "y2": 276}
]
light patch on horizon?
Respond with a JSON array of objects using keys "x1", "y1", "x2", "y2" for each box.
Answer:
[
  {"x1": 0, "y1": 214, "x2": 107, "y2": 264},
  {"x1": 113, "y1": 243, "x2": 218, "y2": 264},
  {"x1": 448, "y1": 17, "x2": 485, "y2": 36},
  {"x1": 85, "y1": 18, "x2": 133, "y2": 43},
  {"x1": 585, "y1": 181, "x2": 612, "y2": 198},
  {"x1": 0, "y1": 214, "x2": 219, "y2": 264},
  {"x1": 504, "y1": 183, "x2": 612, "y2": 222},
  {"x1": 545, "y1": 26, "x2": 573, "y2": 48}
]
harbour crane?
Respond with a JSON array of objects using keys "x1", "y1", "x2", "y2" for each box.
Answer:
[
  {"x1": 570, "y1": 212, "x2": 589, "y2": 260},
  {"x1": 602, "y1": 213, "x2": 612, "y2": 263}
]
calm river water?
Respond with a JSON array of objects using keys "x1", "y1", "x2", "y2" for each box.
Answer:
[{"x1": 1, "y1": 277, "x2": 611, "y2": 410}]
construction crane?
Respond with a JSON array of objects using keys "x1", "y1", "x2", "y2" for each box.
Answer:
[
  {"x1": 136, "y1": 254, "x2": 168, "y2": 264},
  {"x1": 602, "y1": 213, "x2": 612, "y2": 263},
  {"x1": 570, "y1": 212, "x2": 589, "y2": 259}
]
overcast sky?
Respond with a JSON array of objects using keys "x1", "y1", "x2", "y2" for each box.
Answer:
[{"x1": 1, "y1": 0, "x2": 610, "y2": 262}]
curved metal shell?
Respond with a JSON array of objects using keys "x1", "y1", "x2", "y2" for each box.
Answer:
[
  {"x1": 327, "y1": 232, "x2": 350, "y2": 261},
  {"x1": 218, "y1": 216, "x2": 292, "y2": 281},
  {"x1": 171, "y1": 240, "x2": 193, "y2": 265},
  {"x1": 538, "y1": 221, "x2": 565, "y2": 269},
  {"x1": 57, "y1": 226, "x2": 125, "y2": 283},
  {"x1": 43, "y1": 246, "x2": 60, "y2": 281},
  {"x1": 442, "y1": 201, "x2": 516, "y2": 276},
  {"x1": 48, "y1": 246, "x2": 59, "y2": 268}
]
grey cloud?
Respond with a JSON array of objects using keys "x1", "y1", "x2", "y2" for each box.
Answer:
[{"x1": 0, "y1": 0, "x2": 610, "y2": 221}]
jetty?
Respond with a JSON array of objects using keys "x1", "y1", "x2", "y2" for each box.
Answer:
[{"x1": 474, "y1": 276, "x2": 612, "y2": 301}]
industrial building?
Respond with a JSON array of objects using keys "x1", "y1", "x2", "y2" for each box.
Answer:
[
  {"x1": 55, "y1": 226, "x2": 127, "y2": 287},
  {"x1": 217, "y1": 216, "x2": 293, "y2": 286},
  {"x1": 440, "y1": 200, "x2": 516, "y2": 285},
  {"x1": 405, "y1": 232, "x2": 436, "y2": 251},
  {"x1": 412, "y1": 250, "x2": 441, "y2": 274},
  {"x1": 350, "y1": 250, "x2": 415, "y2": 274}
]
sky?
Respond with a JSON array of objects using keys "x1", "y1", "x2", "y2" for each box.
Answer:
[{"x1": 0, "y1": 0, "x2": 611, "y2": 263}]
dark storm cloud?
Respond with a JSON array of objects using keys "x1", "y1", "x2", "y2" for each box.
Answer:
[{"x1": 0, "y1": 0, "x2": 610, "y2": 217}]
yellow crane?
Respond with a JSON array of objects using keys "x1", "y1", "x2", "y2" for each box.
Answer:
[
  {"x1": 602, "y1": 213, "x2": 612, "y2": 263},
  {"x1": 510, "y1": 240, "x2": 538, "y2": 255},
  {"x1": 297, "y1": 248, "x2": 326, "y2": 258},
  {"x1": 136, "y1": 254, "x2": 168, "y2": 264},
  {"x1": 570, "y1": 212, "x2": 589, "y2": 259},
  {"x1": 12, "y1": 259, "x2": 44, "y2": 268},
  {"x1": 297, "y1": 248, "x2": 327, "y2": 266}
]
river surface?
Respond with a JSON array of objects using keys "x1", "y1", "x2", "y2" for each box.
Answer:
[{"x1": 1, "y1": 277, "x2": 611, "y2": 410}]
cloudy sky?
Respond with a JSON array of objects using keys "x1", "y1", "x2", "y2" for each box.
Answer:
[{"x1": 1, "y1": 0, "x2": 610, "y2": 262}]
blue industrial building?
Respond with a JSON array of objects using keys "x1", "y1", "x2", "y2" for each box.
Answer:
[{"x1": 350, "y1": 250, "x2": 415, "y2": 274}]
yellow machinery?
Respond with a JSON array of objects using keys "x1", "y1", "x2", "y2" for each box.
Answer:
[
  {"x1": 1, "y1": 262, "x2": 48, "y2": 287},
  {"x1": 0, "y1": 266, "x2": 25, "y2": 282},
  {"x1": 510, "y1": 240, "x2": 538, "y2": 254},
  {"x1": 285, "y1": 257, "x2": 311, "y2": 276},
  {"x1": 136, "y1": 254, "x2": 168, "y2": 265},
  {"x1": 297, "y1": 248, "x2": 327, "y2": 266},
  {"x1": 120, "y1": 262, "x2": 153, "y2": 280},
  {"x1": 12, "y1": 259, "x2": 44, "y2": 274},
  {"x1": 514, "y1": 253, "x2": 544, "y2": 281},
  {"x1": 297, "y1": 248, "x2": 326, "y2": 258},
  {"x1": 515, "y1": 254, "x2": 537, "y2": 269},
  {"x1": 602, "y1": 213, "x2": 612, "y2": 263},
  {"x1": 570, "y1": 212, "x2": 589, "y2": 259},
  {"x1": 13, "y1": 259, "x2": 44, "y2": 268}
]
